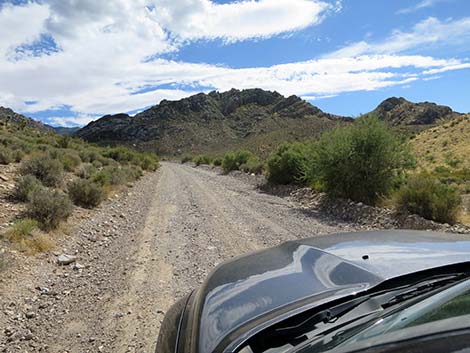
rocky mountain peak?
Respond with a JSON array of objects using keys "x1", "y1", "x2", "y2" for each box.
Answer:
[{"x1": 373, "y1": 97, "x2": 459, "y2": 126}]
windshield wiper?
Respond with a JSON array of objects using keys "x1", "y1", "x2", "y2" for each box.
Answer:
[
  {"x1": 382, "y1": 273, "x2": 467, "y2": 309},
  {"x1": 277, "y1": 274, "x2": 465, "y2": 340},
  {"x1": 244, "y1": 273, "x2": 468, "y2": 353}
]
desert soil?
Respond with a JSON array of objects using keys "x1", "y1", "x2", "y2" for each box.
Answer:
[{"x1": 0, "y1": 162, "x2": 455, "y2": 352}]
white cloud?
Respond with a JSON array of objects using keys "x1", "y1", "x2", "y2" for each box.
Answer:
[
  {"x1": 47, "y1": 114, "x2": 97, "y2": 128},
  {"x1": 0, "y1": 2, "x2": 49, "y2": 57},
  {"x1": 397, "y1": 0, "x2": 451, "y2": 14},
  {"x1": 423, "y1": 62, "x2": 470, "y2": 74},
  {"x1": 149, "y1": 0, "x2": 331, "y2": 42},
  {"x1": 328, "y1": 17, "x2": 470, "y2": 57},
  {"x1": 422, "y1": 75, "x2": 442, "y2": 81},
  {"x1": 0, "y1": 1, "x2": 469, "y2": 126}
]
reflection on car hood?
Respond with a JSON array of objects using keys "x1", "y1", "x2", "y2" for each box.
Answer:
[{"x1": 193, "y1": 230, "x2": 470, "y2": 353}]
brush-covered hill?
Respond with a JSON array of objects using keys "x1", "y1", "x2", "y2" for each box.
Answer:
[
  {"x1": 412, "y1": 114, "x2": 470, "y2": 169},
  {"x1": 0, "y1": 107, "x2": 52, "y2": 132},
  {"x1": 76, "y1": 89, "x2": 352, "y2": 156},
  {"x1": 76, "y1": 91, "x2": 464, "y2": 156},
  {"x1": 371, "y1": 97, "x2": 461, "y2": 131},
  {"x1": 411, "y1": 114, "x2": 470, "y2": 191}
]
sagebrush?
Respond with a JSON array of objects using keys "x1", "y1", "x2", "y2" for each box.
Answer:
[{"x1": 395, "y1": 173, "x2": 461, "y2": 224}]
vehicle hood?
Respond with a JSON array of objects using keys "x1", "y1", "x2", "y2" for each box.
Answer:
[{"x1": 192, "y1": 230, "x2": 470, "y2": 353}]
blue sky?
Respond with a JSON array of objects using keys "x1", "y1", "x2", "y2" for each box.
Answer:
[{"x1": 0, "y1": 0, "x2": 469, "y2": 126}]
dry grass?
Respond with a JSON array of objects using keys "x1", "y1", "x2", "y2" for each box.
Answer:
[
  {"x1": 458, "y1": 211, "x2": 470, "y2": 226},
  {"x1": 3, "y1": 219, "x2": 55, "y2": 254},
  {"x1": 412, "y1": 114, "x2": 470, "y2": 170}
]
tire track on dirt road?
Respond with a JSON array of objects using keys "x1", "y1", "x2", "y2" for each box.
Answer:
[{"x1": 1, "y1": 162, "x2": 358, "y2": 353}]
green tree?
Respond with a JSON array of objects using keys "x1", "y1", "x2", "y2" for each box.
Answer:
[
  {"x1": 266, "y1": 142, "x2": 310, "y2": 184},
  {"x1": 310, "y1": 116, "x2": 414, "y2": 205}
]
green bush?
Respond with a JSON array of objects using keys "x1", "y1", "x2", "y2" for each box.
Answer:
[
  {"x1": 0, "y1": 146, "x2": 13, "y2": 164},
  {"x1": 181, "y1": 155, "x2": 193, "y2": 164},
  {"x1": 11, "y1": 149, "x2": 25, "y2": 163},
  {"x1": 193, "y1": 155, "x2": 212, "y2": 166},
  {"x1": 19, "y1": 154, "x2": 64, "y2": 187},
  {"x1": 395, "y1": 174, "x2": 461, "y2": 224},
  {"x1": 103, "y1": 146, "x2": 136, "y2": 163},
  {"x1": 75, "y1": 163, "x2": 97, "y2": 179},
  {"x1": 221, "y1": 152, "x2": 237, "y2": 173},
  {"x1": 59, "y1": 151, "x2": 82, "y2": 172},
  {"x1": 212, "y1": 157, "x2": 222, "y2": 166},
  {"x1": 240, "y1": 156, "x2": 264, "y2": 175},
  {"x1": 79, "y1": 148, "x2": 101, "y2": 163},
  {"x1": 68, "y1": 179, "x2": 104, "y2": 208},
  {"x1": 139, "y1": 153, "x2": 159, "y2": 171},
  {"x1": 222, "y1": 150, "x2": 254, "y2": 174},
  {"x1": 57, "y1": 135, "x2": 71, "y2": 149},
  {"x1": 92, "y1": 166, "x2": 142, "y2": 186},
  {"x1": 309, "y1": 116, "x2": 414, "y2": 205},
  {"x1": 28, "y1": 188, "x2": 73, "y2": 230},
  {"x1": 14, "y1": 175, "x2": 43, "y2": 202},
  {"x1": 267, "y1": 142, "x2": 310, "y2": 184},
  {"x1": 7, "y1": 218, "x2": 39, "y2": 238}
]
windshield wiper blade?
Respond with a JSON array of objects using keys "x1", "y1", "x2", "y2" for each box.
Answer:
[
  {"x1": 382, "y1": 273, "x2": 466, "y2": 309},
  {"x1": 274, "y1": 296, "x2": 372, "y2": 337},
  {"x1": 248, "y1": 273, "x2": 469, "y2": 352}
]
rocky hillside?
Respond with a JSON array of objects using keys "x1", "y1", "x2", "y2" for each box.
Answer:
[
  {"x1": 0, "y1": 107, "x2": 52, "y2": 132},
  {"x1": 372, "y1": 97, "x2": 460, "y2": 129},
  {"x1": 76, "y1": 89, "x2": 352, "y2": 156},
  {"x1": 76, "y1": 92, "x2": 464, "y2": 156},
  {"x1": 412, "y1": 114, "x2": 470, "y2": 169}
]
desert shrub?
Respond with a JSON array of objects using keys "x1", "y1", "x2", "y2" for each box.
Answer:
[
  {"x1": 68, "y1": 179, "x2": 105, "y2": 208},
  {"x1": 79, "y1": 148, "x2": 101, "y2": 163},
  {"x1": 75, "y1": 163, "x2": 97, "y2": 179},
  {"x1": 19, "y1": 154, "x2": 64, "y2": 187},
  {"x1": 28, "y1": 188, "x2": 73, "y2": 230},
  {"x1": 14, "y1": 175, "x2": 43, "y2": 202},
  {"x1": 240, "y1": 156, "x2": 264, "y2": 175},
  {"x1": 6, "y1": 218, "x2": 38, "y2": 239},
  {"x1": 47, "y1": 148, "x2": 61, "y2": 160},
  {"x1": 432, "y1": 166, "x2": 470, "y2": 185},
  {"x1": 0, "y1": 146, "x2": 13, "y2": 164},
  {"x1": 395, "y1": 173, "x2": 461, "y2": 224},
  {"x1": 267, "y1": 142, "x2": 310, "y2": 184},
  {"x1": 212, "y1": 157, "x2": 222, "y2": 166},
  {"x1": 222, "y1": 152, "x2": 237, "y2": 173},
  {"x1": 193, "y1": 155, "x2": 212, "y2": 166},
  {"x1": 4, "y1": 219, "x2": 54, "y2": 253},
  {"x1": 59, "y1": 151, "x2": 82, "y2": 172},
  {"x1": 181, "y1": 155, "x2": 193, "y2": 164},
  {"x1": 11, "y1": 149, "x2": 25, "y2": 163},
  {"x1": 138, "y1": 153, "x2": 159, "y2": 171},
  {"x1": 222, "y1": 150, "x2": 254, "y2": 174},
  {"x1": 310, "y1": 116, "x2": 415, "y2": 205},
  {"x1": 57, "y1": 135, "x2": 71, "y2": 148},
  {"x1": 92, "y1": 159, "x2": 103, "y2": 168},
  {"x1": 92, "y1": 166, "x2": 141, "y2": 186},
  {"x1": 103, "y1": 146, "x2": 136, "y2": 163}
]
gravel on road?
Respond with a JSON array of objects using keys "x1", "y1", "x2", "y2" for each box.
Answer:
[{"x1": 0, "y1": 162, "x2": 450, "y2": 352}]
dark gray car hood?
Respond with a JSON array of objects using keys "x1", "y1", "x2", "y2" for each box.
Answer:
[{"x1": 191, "y1": 230, "x2": 470, "y2": 353}]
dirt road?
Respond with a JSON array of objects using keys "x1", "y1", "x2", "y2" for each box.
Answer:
[{"x1": 0, "y1": 162, "x2": 363, "y2": 352}]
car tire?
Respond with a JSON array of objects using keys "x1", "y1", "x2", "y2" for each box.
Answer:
[{"x1": 155, "y1": 295, "x2": 189, "y2": 353}]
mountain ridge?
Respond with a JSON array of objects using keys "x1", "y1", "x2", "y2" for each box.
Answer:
[
  {"x1": 75, "y1": 89, "x2": 462, "y2": 155},
  {"x1": 0, "y1": 106, "x2": 52, "y2": 132},
  {"x1": 76, "y1": 88, "x2": 352, "y2": 155},
  {"x1": 1, "y1": 90, "x2": 463, "y2": 156}
]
